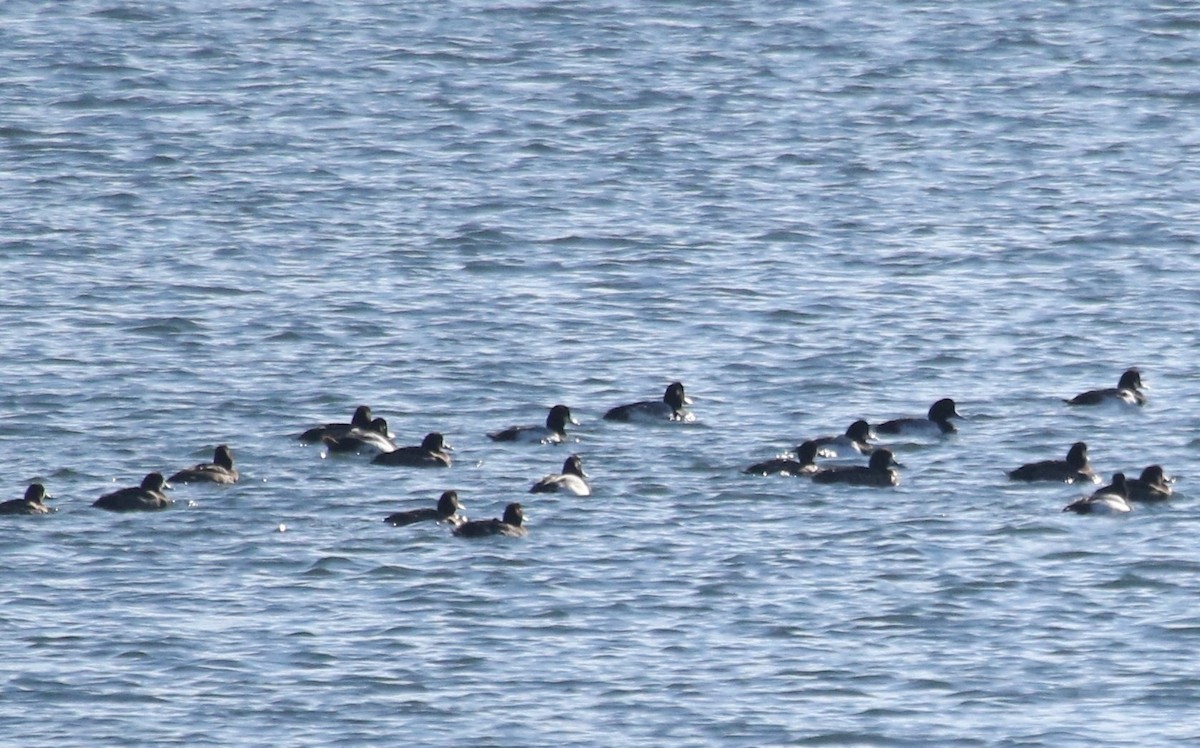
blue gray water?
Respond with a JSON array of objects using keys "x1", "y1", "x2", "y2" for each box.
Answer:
[{"x1": 3, "y1": 1, "x2": 1200, "y2": 745}]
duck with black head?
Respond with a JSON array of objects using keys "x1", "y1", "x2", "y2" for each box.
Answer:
[
  {"x1": 811, "y1": 449, "x2": 901, "y2": 487},
  {"x1": 372, "y1": 432, "x2": 453, "y2": 468},
  {"x1": 1008, "y1": 442, "x2": 1097, "y2": 484},
  {"x1": 322, "y1": 418, "x2": 397, "y2": 456},
  {"x1": 453, "y1": 503, "x2": 528, "y2": 538},
  {"x1": 745, "y1": 440, "x2": 821, "y2": 477},
  {"x1": 93, "y1": 473, "x2": 173, "y2": 512},
  {"x1": 385, "y1": 490, "x2": 467, "y2": 527},
  {"x1": 488, "y1": 404, "x2": 579, "y2": 444},
  {"x1": 299, "y1": 405, "x2": 374, "y2": 443},
  {"x1": 530, "y1": 454, "x2": 591, "y2": 496},
  {"x1": 170, "y1": 444, "x2": 240, "y2": 484},
  {"x1": 875, "y1": 399, "x2": 960, "y2": 437},
  {"x1": 0, "y1": 483, "x2": 54, "y2": 515},
  {"x1": 1063, "y1": 473, "x2": 1131, "y2": 514},
  {"x1": 603, "y1": 382, "x2": 693, "y2": 423},
  {"x1": 1066, "y1": 369, "x2": 1146, "y2": 407},
  {"x1": 1125, "y1": 465, "x2": 1173, "y2": 502}
]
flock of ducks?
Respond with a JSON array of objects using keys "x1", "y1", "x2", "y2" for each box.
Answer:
[
  {"x1": 740, "y1": 368, "x2": 1170, "y2": 516},
  {"x1": 0, "y1": 383, "x2": 691, "y2": 536},
  {"x1": 0, "y1": 369, "x2": 1173, "y2": 525}
]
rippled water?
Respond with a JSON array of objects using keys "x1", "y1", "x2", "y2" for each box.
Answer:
[{"x1": 3, "y1": 1, "x2": 1200, "y2": 745}]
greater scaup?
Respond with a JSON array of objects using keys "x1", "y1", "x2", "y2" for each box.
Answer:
[
  {"x1": 322, "y1": 418, "x2": 397, "y2": 455},
  {"x1": 812, "y1": 420, "x2": 874, "y2": 458},
  {"x1": 1063, "y1": 473, "x2": 1131, "y2": 514},
  {"x1": 169, "y1": 444, "x2": 240, "y2": 485},
  {"x1": 603, "y1": 382, "x2": 693, "y2": 422},
  {"x1": 371, "y1": 432, "x2": 453, "y2": 468},
  {"x1": 530, "y1": 454, "x2": 591, "y2": 496},
  {"x1": 453, "y1": 502, "x2": 528, "y2": 538},
  {"x1": 488, "y1": 404, "x2": 578, "y2": 444},
  {"x1": 0, "y1": 483, "x2": 54, "y2": 515},
  {"x1": 811, "y1": 448, "x2": 900, "y2": 487},
  {"x1": 298, "y1": 405, "x2": 374, "y2": 443},
  {"x1": 384, "y1": 490, "x2": 466, "y2": 526},
  {"x1": 1066, "y1": 369, "x2": 1146, "y2": 407},
  {"x1": 744, "y1": 440, "x2": 820, "y2": 477},
  {"x1": 875, "y1": 398, "x2": 960, "y2": 436},
  {"x1": 1126, "y1": 465, "x2": 1173, "y2": 502},
  {"x1": 1007, "y1": 442, "x2": 1097, "y2": 484},
  {"x1": 93, "y1": 473, "x2": 173, "y2": 512}
]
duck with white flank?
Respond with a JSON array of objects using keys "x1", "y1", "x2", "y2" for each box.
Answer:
[
  {"x1": 1063, "y1": 473, "x2": 1131, "y2": 514},
  {"x1": 603, "y1": 382, "x2": 693, "y2": 423},
  {"x1": 530, "y1": 455, "x2": 591, "y2": 496},
  {"x1": 488, "y1": 404, "x2": 578, "y2": 444},
  {"x1": 1066, "y1": 368, "x2": 1146, "y2": 407}
]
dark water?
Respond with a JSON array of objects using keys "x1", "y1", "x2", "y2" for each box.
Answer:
[{"x1": 3, "y1": 2, "x2": 1200, "y2": 745}]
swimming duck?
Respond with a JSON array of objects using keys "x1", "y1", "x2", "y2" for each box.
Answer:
[
  {"x1": 530, "y1": 454, "x2": 591, "y2": 496},
  {"x1": 1063, "y1": 473, "x2": 1131, "y2": 514},
  {"x1": 488, "y1": 404, "x2": 578, "y2": 444},
  {"x1": 744, "y1": 440, "x2": 821, "y2": 477},
  {"x1": 811, "y1": 420, "x2": 874, "y2": 458},
  {"x1": 1125, "y1": 465, "x2": 1173, "y2": 502},
  {"x1": 322, "y1": 418, "x2": 397, "y2": 455},
  {"x1": 371, "y1": 432, "x2": 453, "y2": 468},
  {"x1": 169, "y1": 444, "x2": 240, "y2": 484},
  {"x1": 811, "y1": 448, "x2": 900, "y2": 487},
  {"x1": 0, "y1": 483, "x2": 54, "y2": 515},
  {"x1": 93, "y1": 473, "x2": 173, "y2": 512},
  {"x1": 1066, "y1": 369, "x2": 1146, "y2": 407},
  {"x1": 603, "y1": 382, "x2": 693, "y2": 422},
  {"x1": 453, "y1": 502, "x2": 528, "y2": 538},
  {"x1": 1007, "y1": 442, "x2": 1097, "y2": 484},
  {"x1": 384, "y1": 490, "x2": 466, "y2": 526},
  {"x1": 298, "y1": 405, "x2": 373, "y2": 443},
  {"x1": 875, "y1": 398, "x2": 960, "y2": 436}
]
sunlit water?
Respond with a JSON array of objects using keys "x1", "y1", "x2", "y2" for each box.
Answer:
[{"x1": 3, "y1": 2, "x2": 1200, "y2": 745}]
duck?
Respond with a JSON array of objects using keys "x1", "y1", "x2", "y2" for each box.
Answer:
[
  {"x1": 811, "y1": 420, "x2": 873, "y2": 458},
  {"x1": 93, "y1": 473, "x2": 173, "y2": 512},
  {"x1": 744, "y1": 440, "x2": 821, "y2": 477},
  {"x1": 384, "y1": 490, "x2": 466, "y2": 527},
  {"x1": 1063, "y1": 473, "x2": 1131, "y2": 514},
  {"x1": 875, "y1": 398, "x2": 960, "y2": 436},
  {"x1": 0, "y1": 483, "x2": 54, "y2": 515},
  {"x1": 322, "y1": 418, "x2": 397, "y2": 455},
  {"x1": 603, "y1": 382, "x2": 693, "y2": 422},
  {"x1": 1007, "y1": 442, "x2": 1097, "y2": 484},
  {"x1": 1125, "y1": 465, "x2": 1173, "y2": 502},
  {"x1": 811, "y1": 448, "x2": 900, "y2": 487},
  {"x1": 1065, "y1": 368, "x2": 1146, "y2": 407},
  {"x1": 169, "y1": 444, "x2": 240, "y2": 484},
  {"x1": 453, "y1": 502, "x2": 528, "y2": 538},
  {"x1": 488, "y1": 404, "x2": 578, "y2": 444},
  {"x1": 530, "y1": 454, "x2": 591, "y2": 495},
  {"x1": 298, "y1": 405, "x2": 373, "y2": 443},
  {"x1": 371, "y1": 432, "x2": 452, "y2": 468}
]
